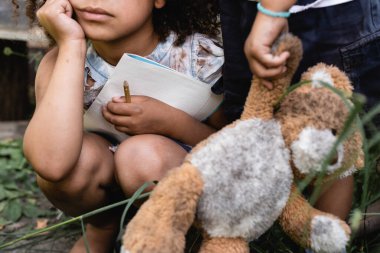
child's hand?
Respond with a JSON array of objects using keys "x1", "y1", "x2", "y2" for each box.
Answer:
[
  {"x1": 102, "y1": 96, "x2": 179, "y2": 136},
  {"x1": 244, "y1": 12, "x2": 290, "y2": 89},
  {"x1": 37, "y1": 0, "x2": 85, "y2": 45}
]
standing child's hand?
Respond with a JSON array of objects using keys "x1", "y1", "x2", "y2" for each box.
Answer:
[
  {"x1": 102, "y1": 96, "x2": 180, "y2": 136},
  {"x1": 244, "y1": 12, "x2": 290, "y2": 89},
  {"x1": 37, "y1": 0, "x2": 85, "y2": 45}
]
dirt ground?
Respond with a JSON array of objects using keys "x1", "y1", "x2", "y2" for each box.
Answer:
[
  {"x1": 0, "y1": 194, "x2": 81, "y2": 253},
  {"x1": 2, "y1": 228, "x2": 80, "y2": 253},
  {"x1": 1, "y1": 121, "x2": 379, "y2": 253},
  {"x1": 0, "y1": 121, "x2": 80, "y2": 253}
]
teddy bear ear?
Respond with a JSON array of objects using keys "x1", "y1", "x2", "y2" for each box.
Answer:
[{"x1": 300, "y1": 63, "x2": 353, "y2": 98}]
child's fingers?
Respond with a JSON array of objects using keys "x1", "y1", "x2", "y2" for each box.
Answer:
[
  {"x1": 114, "y1": 125, "x2": 131, "y2": 134},
  {"x1": 38, "y1": 0, "x2": 72, "y2": 18},
  {"x1": 104, "y1": 102, "x2": 141, "y2": 115},
  {"x1": 112, "y1": 96, "x2": 126, "y2": 103},
  {"x1": 102, "y1": 106, "x2": 128, "y2": 124},
  {"x1": 36, "y1": 0, "x2": 84, "y2": 42},
  {"x1": 257, "y1": 51, "x2": 290, "y2": 68},
  {"x1": 260, "y1": 79, "x2": 274, "y2": 90},
  {"x1": 251, "y1": 59, "x2": 286, "y2": 79}
]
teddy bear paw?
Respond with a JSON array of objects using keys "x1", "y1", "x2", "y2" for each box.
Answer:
[{"x1": 310, "y1": 215, "x2": 350, "y2": 253}]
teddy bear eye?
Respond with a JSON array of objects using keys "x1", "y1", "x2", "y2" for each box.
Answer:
[{"x1": 331, "y1": 129, "x2": 337, "y2": 136}]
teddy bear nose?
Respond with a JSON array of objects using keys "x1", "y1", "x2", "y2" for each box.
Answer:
[{"x1": 290, "y1": 127, "x2": 344, "y2": 175}]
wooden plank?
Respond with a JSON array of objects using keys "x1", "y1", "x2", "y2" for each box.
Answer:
[
  {"x1": 0, "y1": 27, "x2": 49, "y2": 48},
  {"x1": 0, "y1": 39, "x2": 31, "y2": 120},
  {"x1": 0, "y1": 121, "x2": 28, "y2": 140}
]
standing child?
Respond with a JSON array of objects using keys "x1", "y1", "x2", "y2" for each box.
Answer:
[
  {"x1": 19, "y1": 0, "x2": 224, "y2": 252},
  {"x1": 219, "y1": 0, "x2": 380, "y2": 252}
]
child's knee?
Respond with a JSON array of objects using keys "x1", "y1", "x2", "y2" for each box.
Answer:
[
  {"x1": 36, "y1": 172, "x2": 89, "y2": 203},
  {"x1": 114, "y1": 135, "x2": 185, "y2": 194},
  {"x1": 114, "y1": 139, "x2": 167, "y2": 181},
  {"x1": 35, "y1": 150, "x2": 114, "y2": 206},
  {"x1": 36, "y1": 172, "x2": 113, "y2": 217}
]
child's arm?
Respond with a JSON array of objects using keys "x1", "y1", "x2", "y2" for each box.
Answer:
[
  {"x1": 23, "y1": 0, "x2": 87, "y2": 181},
  {"x1": 102, "y1": 96, "x2": 220, "y2": 146},
  {"x1": 244, "y1": 0, "x2": 296, "y2": 88}
]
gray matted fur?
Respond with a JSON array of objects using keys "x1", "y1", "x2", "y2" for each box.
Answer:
[{"x1": 190, "y1": 119, "x2": 293, "y2": 240}]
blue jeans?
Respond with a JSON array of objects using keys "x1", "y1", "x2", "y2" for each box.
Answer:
[
  {"x1": 289, "y1": 0, "x2": 380, "y2": 118},
  {"x1": 219, "y1": 0, "x2": 380, "y2": 124}
]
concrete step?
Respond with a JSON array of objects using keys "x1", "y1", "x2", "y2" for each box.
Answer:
[{"x1": 0, "y1": 121, "x2": 28, "y2": 140}]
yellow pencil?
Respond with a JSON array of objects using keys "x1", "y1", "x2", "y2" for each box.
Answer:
[{"x1": 123, "y1": 80, "x2": 131, "y2": 103}]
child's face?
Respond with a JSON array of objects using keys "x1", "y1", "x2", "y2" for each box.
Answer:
[{"x1": 68, "y1": 0, "x2": 166, "y2": 42}]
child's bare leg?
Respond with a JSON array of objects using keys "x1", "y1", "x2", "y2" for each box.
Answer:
[
  {"x1": 314, "y1": 175, "x2": 354, "y2": 220},
  {"x1": 111, "y1": 135, "x2": 189, "y2": 252},
  {"x1": 114, "y1": 134, "x2": 188, "y2": 197},
  {"x1": 69, "y1": 221, "x2": 119, "y2": 253},
  {"x1": 36, "y1": 133, "x2": 122, "y2": 253}
]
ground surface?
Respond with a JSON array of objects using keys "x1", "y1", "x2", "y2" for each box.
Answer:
[
  {"x1": 0, "y1": 121, "x2": 80, "y2": 253},
  {"x1": 1, "y1": 121, "x2": 379, "y2": 253},
  {"x1": 2, "y1": 227, "x2": 80, "y2": 253}
]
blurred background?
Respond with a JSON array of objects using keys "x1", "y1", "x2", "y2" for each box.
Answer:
[{"x1": 0, "y1": 0, "x2": 48, "y2": 123}]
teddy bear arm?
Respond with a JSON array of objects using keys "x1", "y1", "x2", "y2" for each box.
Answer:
[
  {"x1": 279, "y1": 184, "x2": 316, "y2": 249},
  {"x1": 241, "y1": 34, "x2": 303, "y2": 121},
  {"x1": 279, "y1": 184, "x2": 351, "y2": 253},
  {"x1": 122, "y1": 162, "x2": 204, "y2": 253},
  {"x1": 240, "y1": 79, "x2": 278, "y2": 120}
]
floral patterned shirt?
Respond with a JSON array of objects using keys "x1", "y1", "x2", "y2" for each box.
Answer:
[{"x1": 83, "y1": 32, "x2": 224, "y2": 110}]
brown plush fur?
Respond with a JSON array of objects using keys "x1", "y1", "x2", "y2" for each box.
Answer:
[
  {"x1": 277, "y1": 66, "x2": 363, "y2": 181},
  {"x1": 279, "y1": 185, "x2": 351, "y2": 249},
  {"x1": 300, "y1": 63, "x2": 353, "y2": 97},
  {"x1": 122, "y1": 34, "x2": 364, "y2": 253},
  {"x1": 123, "y1": 163, "x2": 204, "y2": 252},
  {"x1": 199, "y1": 237, "x2": 249, "y2": 253},
  {"x1": 241, "y1": 34, "x2": 303, "y2": 121},
  {"x1": 273, "y1": 56, "x2": 363, "y2": 250}
]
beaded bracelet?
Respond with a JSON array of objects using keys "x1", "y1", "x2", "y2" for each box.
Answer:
[{"x1": 257, "y1": 2, "x2": 291, "y2": 18}]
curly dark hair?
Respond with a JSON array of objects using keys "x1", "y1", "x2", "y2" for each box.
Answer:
[
  {"x1": 14, "y1": 0, "x2": 220, "y2": 46},
  {"x1": 152, "y1": 0, "x2": 220, "y2": 45}
]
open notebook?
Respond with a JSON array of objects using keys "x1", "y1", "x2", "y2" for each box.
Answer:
[{"x1": 83, "y1": 54, "x2": 223, "y2": 142}]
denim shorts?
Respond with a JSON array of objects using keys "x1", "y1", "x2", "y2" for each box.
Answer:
[
  {"x1": 92, "y1": 131, "x2": 192, "y2": 153},
  {"x1": 289, "y1": 0, "x2": 380, "y2": 114},
  {"x1": 219, "y1": 0, "x2": 380, "y2": 124}
]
